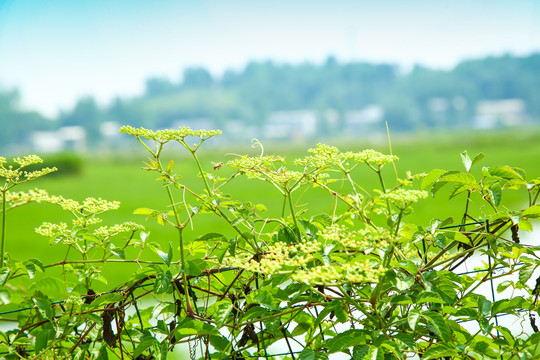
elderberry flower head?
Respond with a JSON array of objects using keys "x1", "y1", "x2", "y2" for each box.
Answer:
[{"x1": 380, "y1": 189, "x2": 428, "y2": 209}]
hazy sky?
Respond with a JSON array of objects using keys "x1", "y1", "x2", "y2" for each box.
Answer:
[{"x1": 1, "y1": 0, "x2": 539, "y2": 117}]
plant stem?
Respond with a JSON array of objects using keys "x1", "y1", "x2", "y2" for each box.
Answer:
[{"x1": 0, "y1": 190, "x2": 6, "y2": 268}]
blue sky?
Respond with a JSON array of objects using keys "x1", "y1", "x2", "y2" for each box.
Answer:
[{"x1": 0, "y1": 0, "x2": 539, "y2": 117}]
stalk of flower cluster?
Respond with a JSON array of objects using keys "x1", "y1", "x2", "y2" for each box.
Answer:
[{"x1": 1, "y1": 189, "x2": 6, "y2": 268}]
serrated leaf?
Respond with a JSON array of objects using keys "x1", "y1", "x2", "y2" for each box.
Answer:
[
  {"x1": 326, "y1": 330, "x2": 367, "y2": 353},
  {"x1": 194, "y1": 233, "x2": 227, "y2": 242},
  {"x1": 33, "y1": 295, "x2": 54, "y2": 320},
  {"x1": 0, "y1": 289, "x2": 10, "y2": 304},
  {"x1": 167, "y1": 159, "x2": 174, "y2": 173},
  {"x1": 471, "y1": 152, "x2": 485, "y2": 168},
  {"x1": 110, "y1": 247, "x2": 125, "y2": 259},
  {"x1": 519, "y1": 264, "x2": 535, "y2": 284},
  {"x1": 416, "y1": 291, "x2": 445, "y2": 304},
  {"x1": 454, "y1": 232, "x2": 472, "y2": 245},
  {"x1": 422, "y1": 344, "x2": 457, "y2": 359},
  {"x1": 299, "y1": 349, "x2": 328, "y2": 360},
  {"x1": 184, "y1": 259, "x2": 208, "y2": 276},
  {"x1": 488, "y1": 165, "x2": 525, "y2": 181},
  {"x1": 133, "y1": 337, "x2": 155, "y2": 358},
  {"x1": 489, "y1": 182, "x2": 502, "y2": 207},
  {"x1": 421, "y1": 169, "x2": 446, "y2": 190},
  {"x1": 439, "y1": 172, "x2": 476, "y2": 185},
  {"x1": 408, "y1": 309, "x2": 421, "y2": 330},
  {"x1": 133, "y1": 208, "x2": 154, "y2": 215},
  {"x1": 365, "y1": 345, "x2": 384, "y2": 360},
  {"x1": 209, "y1": 335, "x2": 230, "y2": 352},
  {"x1": 390, "y1": 294, "x2": 413, "y2": 305},
  {"x1": 461, "y1": 151, "x2": 472, "y2": 172},
  {"x1": 213, "y1": 299, "x2": 234, "y2": 328},
  {"x1": 423, "y1": 311, "x2": 451, "y2": 342},
  {"x1": 518, "y1": 218, "x2": 533, "y2": 232},
  {"x1": 34, "y1": 329, "x2": 53, "y2": 355},
  {"x1": 0, "y1": 267, "x2": 10, "y2": 286},
  {"x1": 522, "y1": 205, "x2": 540, "y2": 218},
  {"x1": 497, "y1": 280, "x2": 513, "y2": 293},
  {"x1": 292, "y1": 322, "x2": 311, "y2": 337},
  {"x1": 90, "y1": 293, "x2": 124, "y2": 307},
  {"x1": 154, "y1": 270, "x2": 172, "y2": 294},
  {"x1": 394, "y1": 333, "x2": 415, "y2": 350},
  {"x1": 23, "y1": 259, "x2": 44, "y2": 279}
]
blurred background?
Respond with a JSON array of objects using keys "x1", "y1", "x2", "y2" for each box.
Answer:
[{"x1": 1, "y1": 0, "x2": 539, "y2": 154}]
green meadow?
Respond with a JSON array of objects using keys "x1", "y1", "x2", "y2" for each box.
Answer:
[{"x1": 6, "y1": 127, "x2": 540, "y2": 288}]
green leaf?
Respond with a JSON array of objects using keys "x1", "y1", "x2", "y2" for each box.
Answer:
[
  {"x1": 133, "y1": 207, "x2": 154, "y2": 215},
  {"x1": 0, "y1": 267, "x2": 10, "y2": 286},
  {"x1": 423, "y1": 311, "x2": 452, "y2": 342},
  {"x1": 439, "y1": 172, "x2": 476, "y2": 185},
  {"x1": 408, "y1": 309, "x2": 421, "y2": 330},
  {"x1": 390, "y1": 294, "x2": 413, "y2": 305},
  {"x1": 213, "y1": 299, "x2": 234, "y2": 328},
  {"x1": 33, "y1": 293, "x2": 54, "y2": 320},
  {"x1": 519, "y1": 264, "x2": 535, "y2": 284},
  {"x1": 133, "y1": 337, "x2": 155, "y2": 358},
  {"x1": 110, "y1": 247, "x2": 125, "y2": 259},
  {"x1": 23, "y1": 259, "x2": 44, "y2": 279},
  {"x1": 461, "y1": 151, "x2": 472, "y2": 172},
  {"x1": 209, "y1": 335, "x2": 230, "y2": 352},
  {"x1": 352, "y1": 345, "x2": 369, "y2": 360},
  {"x1": 154, "y1": 242, "x2": 172, "y2": 266},
  {"x1": 299, "y1": 349, "x2": 328, "y2": 360},
  {"x1": 488, "y1": 165, "x2": 525, "y2": 181},
  {"x1": 416, "y1": 291, "x2": 445, "y2": 304},
  {"x1": 292, "y1": 322, "x2": 311, "y2": 337},
  {"x1": 394, "y1": 333, "x2": 415, "y2": 350},
  {"x1": 422, "y1": 344, "x2": 457, "y2": 359},
  {"x1": 489, "y1": 182, "x2": 502, "y2": 207},
  {"x1": 365, "y1": 345, "x2": 384, "y2": 360},
  {"x1": 34, "y1": 329, "x2": 53, "y2": 355},
  {"x1": 174, "y1": 318, "x2": 219, "y2": 337},
  {"x1": 184, "y1": 259, "x2": 208, "y2": 276},
  {"x1": 421, "y1": 169, "x2": 446, "y2": 190},
  {"x1": 253, "y1": 288, "x2": 277, "y2": 310},
  {"x1": 522, "y1": 205, "x2": 540, "y2": 219},
  {"x1": 0, "y1": 288, "x2": 10, "y2": 304},
  {"x1": 519, "y1": 218, "x2": 533, "y2": 232},
  {"x1": 471, "y1": 152, "x2": 485, "y2": 169},
  {"x1": 194, "y1": 232, "x2": 227, "y2": 242},
  {"x1": 326, "y1": 329, "x2": 367, "y2": 353},
  {"x1": 167, "y1": 159, "x2": 174, "y2": 173},
  {"x1": 154, "y1": 270, "x2": 172, "y2": 294}
]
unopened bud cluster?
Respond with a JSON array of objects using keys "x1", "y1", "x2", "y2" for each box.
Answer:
[{"x1": 120, "y1": 125, "x2": 221, "y2": 142}]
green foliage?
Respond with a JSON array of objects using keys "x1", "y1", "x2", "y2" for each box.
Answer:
[{"x1": 1, "y1": 126, "x2": 540, "y2": 359}]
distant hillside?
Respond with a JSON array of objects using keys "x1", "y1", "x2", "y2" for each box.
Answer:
[{"x1": 1, "y1": 53, "x2": 540, "y2": 152}]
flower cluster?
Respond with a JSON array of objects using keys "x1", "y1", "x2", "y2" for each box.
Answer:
[
  {"x1": 45, "y1": 196, "x2": 120, "y2": 215},
  {"x1": 231, "y1": 240, "x2": 321, "y2": 274},
  {"x1": 320, "y1": 224, "x2": 391, "y2": 252},
  {"x1": 295, "y1": 144, "x2": 398, "y2": 170},
  {"x1": 228, "y1": 155, "x2": 284, "y2": 174},
  {"x1": 94, "y1": 222, "x2": 145, "y2": 238},
  {"x1": 120, "y1": 125, "x2": 221, "y2": 142},
  {"x1": 1, "y1": 189, "x2": 51, "y2": 209},
  {"x1": 1, "y1": 155, "x2": 57, "y2": 183},
  {"x1": 294, "y1": 144, "x2": 342, "y2": 168},
  {"x1": 380, "y1": 189, "x2": 428, "y2": 209},
  {"x1": 291, "y1": 262, "x2": 385, "y2": 285},
  {"x1": 35, "y1": 222, "x2": 72, "y2": 243}
]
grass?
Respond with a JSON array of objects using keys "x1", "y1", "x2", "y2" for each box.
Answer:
[{"x1": 5, "y1": 126, "x2": 540, "y2": 289}]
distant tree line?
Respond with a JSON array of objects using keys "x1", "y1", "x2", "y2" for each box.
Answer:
[{"x1": 1, "y1": 53, "x2": 540, "y2": 151}]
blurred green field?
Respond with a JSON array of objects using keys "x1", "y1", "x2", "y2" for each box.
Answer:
[{"x1": 5, "y1": 127, "x2": 540, "y2": 289}]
